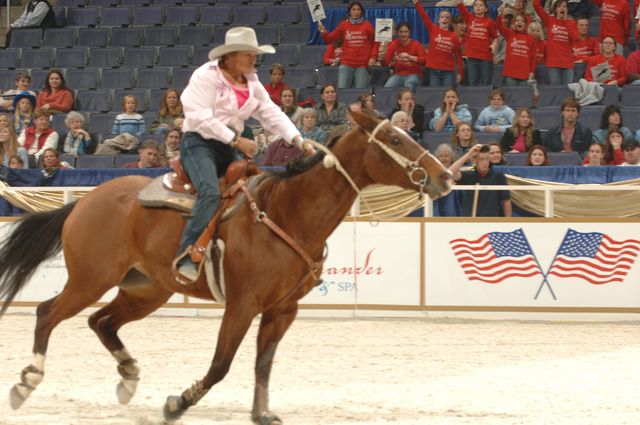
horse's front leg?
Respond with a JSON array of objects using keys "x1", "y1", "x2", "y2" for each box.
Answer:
[
  {"x1": 163, "y1": 306, "x2": 257, "y2": 421},
  {"x1": 252, "y1": 302, "x2": 299, "y2": 425}
]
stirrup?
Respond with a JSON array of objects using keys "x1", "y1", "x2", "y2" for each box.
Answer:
[{"x1": 172, "y1": 246, "x2": 205, "y2": 285}]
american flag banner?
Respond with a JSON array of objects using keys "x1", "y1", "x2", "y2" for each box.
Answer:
[
  {"x1": 547, "y1": 229, "x2": 640, "y2": 285},
  {"x1": 449, "y1": 229, "x2": 542, "y2": 284}
]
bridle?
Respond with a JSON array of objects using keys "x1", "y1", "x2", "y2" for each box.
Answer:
[{"x1": 306, "y1": 119, "x2": 434, "y2": 208}]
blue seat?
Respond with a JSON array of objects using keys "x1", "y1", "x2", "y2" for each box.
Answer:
[
  {"x1": 76, "y1": 28, "x2": 108, "y2": 47},
  {"x1": 0, "y1": 71, "x2": 16, "y2": 90},
  {"x1": 254, "y1": 25, "x2": 281, "y2": 46},
  {"x1": 285, "y1": 66, "x2": 316, "y2": 88},
  {"x1": 282, "y1": 24, "x2": 309, "y2": 43},
  {"x1": 30, "y1": 70, "x2": 50, "y2": 90},
  {"x1": 66, "y1": 68, "x2": 99, "y2": 89},
  {"x1": 537, "y1": 85, "x2": 573, "y2": 108},
  {"x1": 98, "y1": 6, "x2": 131, "y2": 26},
  {"x1": 261, "y1": 44, "x2": 297, "y2": 66},
  {"x1": 114, "y1": 153, "x2": 140, "y2": 168},
  {"x1": 148, "y1": 88, "x2": 167, "y2": 111},
  {"x1": 621, "y1": 107, "x2": 640, "y2": 131},
  {"x1": 52, "y1": 7, "x2": 66, "y2": 27},
  {"x1": 316, "y1": 66, "x2": 339, "y2": 88},
  {"x1": 183, "y1": 0, "x2": 214, "y2": 3},
  {"x1": 421, "y1": 132, "x2": 453, "y2": 152},
  {"x1": 114, "y1": 89, "x2": 148, "y2": 112},
  {"x1": 101, "y1": 68, "x2": 135, "y2": 89},
  {"x1": 165, "y1": 5, "x2": 199, "y2": 25},
  {"x1": 122, "y1": 47, "x2": 157, "y2": 68},
  {"x1": 530, "y1": 107, "x2": 560, "y2": 130},
  {"x1": 127, "y1": 0, "x2": 152, "y2": 4},
  {"x1": 171, "y1": 67, "x2": 194, "y2": 90},
  {"x1": 458, "y1": 86, "x2": 492, "y2": 109},
  {"x1": 132, "y1": 6, "x2": 165, "y2": 25},
  {"x1": 76, "y1": 154, "x2": 114, "y2": 169},
  {"x1": 266, "y1": 4, "x2": 300, "y2": 24},
  {"x1": 75, "y1": 89, "x2": 112, "y2": 112},
  {"x1": 20, "y1": 49, "x2": 53, "y2": 69},
  {"x1": 576, "y1": 106, "x2": 604, "y2": 128},
  {"x1": 136, "y1": 68, "x2": 171, "y2": 89},
  {"x1": 502, "y1": 86, "x2": 534, "y2": 108},
  {"x1": 88, "y1": 113, "x2": 118, "y2": 135},
  {"x1": 66, "y1": 7, "x2": 99, "y2": 26},
  {"x1": 56, "y1": 0, "x2": 86, "y2": 6},
  {"x1": 158, "y1": 46, "x2": 190, "y2": 67},
  {"x1": 110, "y1": 27, "x2": 143, "y2": 47},
  {"x1": 233, "y1": 5, "x2": 266, "y2": 25},
  {"x1": 87, "y1": 47, "x2": 122, "y2": 69},
  {"x1": 621, "y1": 86, "x2": 640, "y2": 107},
  {"x1": 192, "y1": 45, "x2": 212, "y2": 65},
  {"x1": 8, "y1": 28, "x2": 42, "y2": 48},
  {"x1": 54, "y1": 47, "x2": 87, "y2": 69},
  {"x1": 43, "y1": 28, "x2": 76, "y2": 48},
  {"x1": 0, "y1": 50, "x2": 20, "y2": 70},
  {"x1": 177, "y1": 26, "x2": 211, "y2": 46},
  {"x1": 199, "y1": 5, "x2": 232, "y2": 25},
  {"x1": 372, "y1": 87, "x2": 402, "y2": 113},
  {"x1": 337, "y1": 88, "x2": 369, "y2": 106},
  {"x1": 143, "y1": 26, "x2": 177, "y2": 47},
  {"x1": 298, "y1": 45, "x2": 325, "y2": 66},
  {"x1": 51, "y1": 114, "x2": 68, "y2": 135},
  {"x1": 88, "y1": 0, "x2": 120, "y2": 5},
  {"x1": 415, "y1": 86, "x2": 445, "y2": 111},
  {"x1": 153, "y1": 0, "x2": 184, "y2": 4}
]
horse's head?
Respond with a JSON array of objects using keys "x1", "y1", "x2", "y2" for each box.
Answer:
[{"x1": 345, "y1": 110, "x2": 452, "y2": 200}]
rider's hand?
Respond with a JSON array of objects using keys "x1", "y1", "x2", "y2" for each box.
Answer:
[{"x1": 234, "y1": 136, "x2": 258, "y2": 158}]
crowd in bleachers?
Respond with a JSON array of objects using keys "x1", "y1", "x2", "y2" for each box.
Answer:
[{"x1": 1, "y1": 0, "x2": 640, "y2": 172}]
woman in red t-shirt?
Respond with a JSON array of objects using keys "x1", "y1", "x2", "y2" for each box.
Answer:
[
  {"x1": 584, "y1": 36, "x2": 627, "y2": 86},
  {"x1": 317, "y1": 1, "x2": 379, "y2": 89},
  {"x1": 413, "y1": 0, "x2": 463, "y2": 87},
  {"x1": 592, "y1": 0, "x2": 630, "y2": 54},
  {"x1": 533, "y1": 0, "x2": 579, "y2": 85},
  {"x1": 381, "y1": 22, "x2": 426, "y2": 92},
  {"x1": 497, "y1": 12, "x2": 536, "y2": 85},
  {"x1": 456, "y1": 0, "x2": 498, "y2": 86}
]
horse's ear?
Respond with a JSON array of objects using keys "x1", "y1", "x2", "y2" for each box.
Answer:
[{"x1": 349, "y1": 109, "x2": 381, "y2": 133}]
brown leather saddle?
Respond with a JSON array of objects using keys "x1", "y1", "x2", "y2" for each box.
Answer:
[{"x1": 168, "y1": 156, "x2": 260, "y2": 265}]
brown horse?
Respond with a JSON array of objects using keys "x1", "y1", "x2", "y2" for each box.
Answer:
[{"x1": 0, "y1": 111, "x2": 451, "y2": 424}]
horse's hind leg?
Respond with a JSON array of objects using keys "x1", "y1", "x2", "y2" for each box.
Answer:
[
  {"x1": 251, "y1": 302, "x2": 298, "y2": 425},
  {"x1": 10, "y1": 280, "x2": 111, "y2": 409},
  {"x1": 163, "y1": 305, "x2": 258, "y2": 421},
  {"x1": 88, "y1": 284, "x2": 173, "y2": 405}
]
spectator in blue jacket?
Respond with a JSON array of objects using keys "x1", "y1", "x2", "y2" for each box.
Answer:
[
  {"x1": 474, "y1": 88, "x2": 514, "y2": 133},
  {"x1": 429, "y1": 87, "x2": 472, "y2": 132}
]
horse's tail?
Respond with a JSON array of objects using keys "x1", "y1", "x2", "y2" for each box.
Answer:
[{"x1": 0, "y1": 202, "x2": 76, "y2": 318}]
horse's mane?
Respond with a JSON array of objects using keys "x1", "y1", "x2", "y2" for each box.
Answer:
[{"x1": 265, "y1": 135, "x2": 341, "y2": 180}]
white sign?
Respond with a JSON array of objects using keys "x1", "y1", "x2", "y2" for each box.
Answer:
[
  {"x1": 591, "y1": 61, "x2": 611, "y2": 83},
  {"x1": 307, "y1": 0, "x2": 326, "y2": 22},
  {"x1": 375, "y1": 18, "x2": 394, "y2": 42},
  {"x1": 302, "y1": 222, "x2": 421, "y2": 306},
  {"x1": 424, "y1": 222, "x2": 640, "y2": 308}
]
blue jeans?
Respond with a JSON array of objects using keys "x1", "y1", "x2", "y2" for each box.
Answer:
[
  {"x1": 338, "y1": 65, "x2": 369, "y2": 89},
  {"x1": 384, "y1": 74, "x2": 422, "y2": 92},
  {"x1": 547, "y1": 67, "x2": 574, "y2": 85},
  {"x1": 177, "y1": 132, "x2": 237, "y2": 256},
  {"x1": 428, "y1": 68, "x2": 455, "y2": 87},
  {"x1": 504, "y1": 77, "x2": 528, "y2": 86},
  {"x1": 466, "y1": 58, "x2": 492, "y2": 86}
]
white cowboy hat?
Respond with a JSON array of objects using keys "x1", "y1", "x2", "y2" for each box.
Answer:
[{"x1": 208, "y1": 27, "x2": 275, "y2": 61}]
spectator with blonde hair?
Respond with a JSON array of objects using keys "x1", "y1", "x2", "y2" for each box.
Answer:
[
  {"x1": 298, "y1": 108, "x2": 326, "y2": 145},
  {"x1": 112, "y1": 95, "x2": 145, "y2": 140},
  {"x1": 0, "y1": 124, "x2": 28, "y2": 168},
  {"x1": 150, "y1": 88, "x2": 184, "y2": 135},
  {"x1": 500, "y1": 107, "x2": 541, "y2": 152},
  {"x1": 450, "y1": 121, "x2": 478, "y2": 160}
]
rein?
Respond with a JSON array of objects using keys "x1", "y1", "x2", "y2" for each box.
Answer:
[{"x1": 305, "y1": 119, "x2": 432, "y2": 219}]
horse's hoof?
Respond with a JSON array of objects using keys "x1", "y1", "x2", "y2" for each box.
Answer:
[
  {"x1": 116, "y1": 379, "x2": 138, "y2": 405},
  {"x1": 9, "y1": 383, "x2": 31, "y2": 410},
  {"x1": 163, "y1": 395, "x2": 187, "y2": 421},
  {"x1": 254, "y1": 412, "x2": 283, "y2": 425}
]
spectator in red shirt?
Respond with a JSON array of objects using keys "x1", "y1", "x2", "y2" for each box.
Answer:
[
  {"x1": 582, "y1": 130, "x2": 624, "y2": 165},
  {"x1": 592, "y1": 0, "x2": 630, "y2": 54},
  {"x1": 36, "y1": 69, "x2": 74, "y2": 114},
  {"x1": 317, "y1": 1, "x2": 379, "y2": 89},
  {"x1": 584, "y1": 36, "x2": 627, "y2": 86},
  {"x1": 381, "y1": 22, "x2": 426, "y2": 92},
  {"x1": 456, "y1": 0, "x2": 498, "y2": 86},
  {"x1": 573, "y1": 17, "x2": 600, "y2": 63},
  {"x1": 263, "y1": 63, "x2": 289, "y2": 106},
  {"x1": 121, "y1": 140, "x2": 161, "y2": 169},
  {"x1": 625, "y1": 48, "x2": 640, "y2": 84},
  {"x1": 323, "y1": 40, "x2": 342, "y2": 66},
  {"x1": 527, "y1": 21, "x2": 546, "y2": 66},
  {"x1": 413, "y1": 0, "x2": 464, "y2": 87},
  {"x1": 497, "y1": 12, "x2": 536, "y2": 86},
  {"x1": 533, "y1": 0, "x2": 579, "y2": 85}
]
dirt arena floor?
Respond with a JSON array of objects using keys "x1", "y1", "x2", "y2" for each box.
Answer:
[{"x1": 1, "y1": 313, "x2": 640, "y2": 425}]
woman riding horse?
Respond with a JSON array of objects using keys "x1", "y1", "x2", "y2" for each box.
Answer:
[{"x1": 176, "y1": 27, "x2": 307, "y2": 281}]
